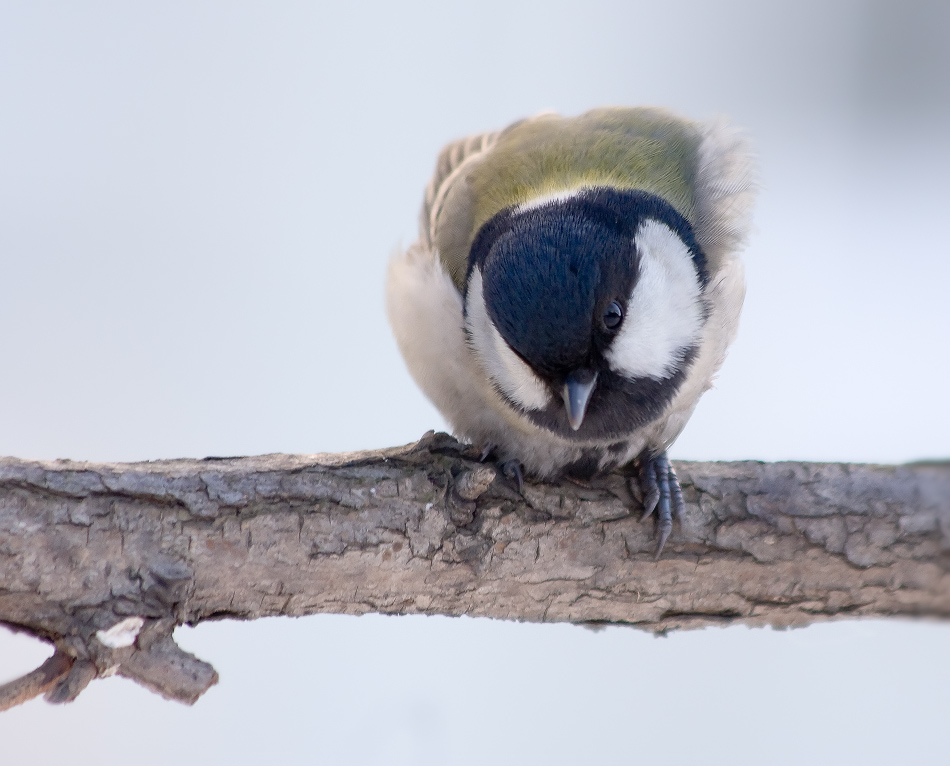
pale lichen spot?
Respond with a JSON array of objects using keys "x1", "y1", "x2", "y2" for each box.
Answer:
[{"x1": 95, "y1": 616, "x2": 145, "y2": 649}]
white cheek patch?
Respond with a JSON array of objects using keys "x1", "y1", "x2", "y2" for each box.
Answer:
[
  {"x1": 465, "y1": 269, "x2": 553, "y2": 411},
  {"x1": 606, "y1": 219, "x2": 705, "y2": 381}
]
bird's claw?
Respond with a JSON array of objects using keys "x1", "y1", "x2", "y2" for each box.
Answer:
[
  {"x1": 478, "y1": 444, "x2": 523, "y2": 495},
  {"x1": 635, "y1": 451, "x2": 685, "y2": 559},
  {"x1": 500, "y1": 459, "x2": 524, "y2": 495},
  {"x1": 639, "y1": 459, "x2": 660, "y2": 520},
  {"x1": 478, "y1": 443, "x2": 497, "y2": 463}
]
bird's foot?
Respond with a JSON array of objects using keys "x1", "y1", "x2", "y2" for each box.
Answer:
[
  {"x1": 500, "y1": 459, "x2": 524, "y2": 495},
  {"x1": 477, "y1": 444, "x2": 523, "y2": 494},
  {"x1": 635, "y1": 451, "x2": 685, "y2": 559}
]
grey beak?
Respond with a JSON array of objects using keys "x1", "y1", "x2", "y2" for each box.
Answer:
[{"x1": 561, "y1": 369, "x2": 598, "y2": 431}]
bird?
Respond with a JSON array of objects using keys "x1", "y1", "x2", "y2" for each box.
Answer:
[{"x1": 387, "y1": 107, "x2": 755, "y2": 556}]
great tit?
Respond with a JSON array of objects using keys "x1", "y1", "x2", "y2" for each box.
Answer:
[{"x1": 387, "y1": 107, "x2": 755, "y2": 555}]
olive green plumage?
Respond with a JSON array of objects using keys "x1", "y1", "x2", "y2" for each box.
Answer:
[{"x1": 427, "y1": 107, "x2": 703, "y2": 291}]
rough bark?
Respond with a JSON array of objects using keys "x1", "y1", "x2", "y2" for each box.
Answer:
[{"x1": 1, "y1": 432, "x2": 948, "y2": 707}]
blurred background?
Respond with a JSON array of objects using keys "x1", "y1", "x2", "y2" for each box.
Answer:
[{"x1": 1, "y1": 1, "x2": 948, "y2": 763}]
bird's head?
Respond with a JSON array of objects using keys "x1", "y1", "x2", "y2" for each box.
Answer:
[{"x1": 464, "y1": 187, "x2": 708, "y2": 440}]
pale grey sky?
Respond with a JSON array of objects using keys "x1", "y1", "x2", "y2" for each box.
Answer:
[{"x1": 1, "y1": 2, "x2": 948, "y2": 764}]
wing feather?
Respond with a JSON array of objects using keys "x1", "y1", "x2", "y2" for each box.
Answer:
[{"x1": 420, "y1": 130, "x2": 500, "y2": 249}]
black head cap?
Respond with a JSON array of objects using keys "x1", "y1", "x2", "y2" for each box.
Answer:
[
  {"x1": 466, "y1": 187, "x2": 706, "y2": 441},
  {"x1": 482, "y1": 208, "x2": 631, "y2": 375},
  {"x1": 469, "y1": 188, "x2": 703, "y2": 376}
]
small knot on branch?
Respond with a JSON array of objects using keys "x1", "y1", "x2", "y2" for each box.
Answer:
[{"x1": 455, "y1": 466, "x2": 498, "y2": 501}]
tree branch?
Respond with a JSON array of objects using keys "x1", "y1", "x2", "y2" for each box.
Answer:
[{"x1": 1, "y1": 432, "x2": 948, "y2": 707}]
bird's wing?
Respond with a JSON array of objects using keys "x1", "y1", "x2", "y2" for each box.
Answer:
[
  {"x1": 418, "y1": 130, "x2": 503, "y2": 291},
  {"x1": 421, "y1": 131, "x2": 501, "y2": 245}
]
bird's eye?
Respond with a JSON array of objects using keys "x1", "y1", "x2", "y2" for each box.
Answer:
[{"x1": 602, "y1": 301, "x2": 623, "y2": 330}]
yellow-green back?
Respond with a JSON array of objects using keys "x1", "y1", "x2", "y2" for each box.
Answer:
[{"x1": 435, "y1": 107, "x2": 702, "y2": 291}]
